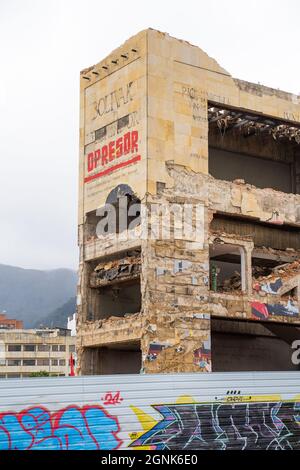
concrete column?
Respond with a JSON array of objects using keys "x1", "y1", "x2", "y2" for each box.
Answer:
[{"x1": 244, "y1": 245, "x2": 253, "y2": 296}]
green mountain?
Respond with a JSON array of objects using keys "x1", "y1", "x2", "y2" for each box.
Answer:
[
  {"x1": 35, "y1": 297, "x2": 76, "y2": 329},
  {"x1": 0, "y1": 264, "x2": 77, "y2": 327}
]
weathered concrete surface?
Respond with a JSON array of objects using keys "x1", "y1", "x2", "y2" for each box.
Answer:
[{"x1": 77, "y1": 29, "x2": 300, "y2": 375}]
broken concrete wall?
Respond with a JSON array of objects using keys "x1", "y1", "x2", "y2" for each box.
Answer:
[
  {"x1": 78, "y1": 162, "x2": 300, "y2": 374},
  {"x1": 90, "y1": 254, "x2": 141, "y2": 288},
  {"x1": 139, "y1": 188, "x2": 211, "y2": 373},
  {"x1": 168, "y1": 164, "x2": 300, "y2": 226},
  {"x1": 77, "y1": 29, "x2": 300, "y2": 376}
]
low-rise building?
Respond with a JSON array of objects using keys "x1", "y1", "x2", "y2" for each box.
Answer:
[
  {"x1": 0, "y1": 313, "x2": 23, "y2": 330},
  {"x1": 0, "y1": 328, "x2": 76, "y2": 378}
]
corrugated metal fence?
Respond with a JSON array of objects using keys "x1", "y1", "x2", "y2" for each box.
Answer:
[{"x1": 0, "y1": 371, "x2": 299, "y2": 450}]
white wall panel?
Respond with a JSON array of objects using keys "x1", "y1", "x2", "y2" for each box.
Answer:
[{"x1": 0, "y1": 371, "x2": 299, "y2": 450}]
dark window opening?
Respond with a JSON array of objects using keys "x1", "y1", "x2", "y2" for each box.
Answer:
[
  {"x1": 211, "y1": 318, "x2": 300, "y2": 372},
  {"x1": 85, "y1": 188, "x2": 141, "y2": 240},
  {"x1": 37, "y1": 345, "x2": 50, "y2": 352},
  {"x1": 37, "y1": 359, "x2": 50, "y2": 366},
  {"x1": 23, "y1": 359, "x2": 36, "y2": 366},
  {"x1": 82, "y1": 341, "x2": 141, "y2": 375},
  {"x1": 7, "y1": 344, "x2": 21, "y2": 352},
  {"x1": 24, "y1": 344, "x2": 36, "y2": 352},
  {"x1": 7, "y1": 360, "x2": 21, "y2": 366},
  {"x1": 209, "y1": 243, "x2": 244, "y2": 293},
  {"x1": 208, "y1": 105, "x2": 300, "y2": 194},
  {"x1": 89, "y1": 278, "x2": 141, "y2": 320},
  {"x1": 211, "y1": 214, "x2": 300, "y2": 251},
  {"x1": 209, "y1": 147, "x2": 293, "y2": 193},
  {"x1": 100, "y1": 194, "x2": 141, "y2": 235},
  {"x1": 86, "y1": 251, "x2": 142, "y2": 321}
]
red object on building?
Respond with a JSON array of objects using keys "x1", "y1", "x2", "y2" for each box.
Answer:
[
  {"x1": 69, "y1": 353, "x2": 75, "y2": 376},
  {"x1": 0, "y1": 313, "x2": 23, "y2": 329}
]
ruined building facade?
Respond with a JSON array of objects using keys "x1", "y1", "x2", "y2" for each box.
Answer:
[{"x1": 77, "y1": 29, "x2": 300, "y2": 375}]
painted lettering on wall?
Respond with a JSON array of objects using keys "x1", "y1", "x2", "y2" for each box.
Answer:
[
  {"x1": 207, "y1": 92, "x2": 231, "y2": 106},
  {"x1": 94, "y1": 111, "x2": 140, "y2": 143},
  {"x1": 101, "y1": 391, "x2": 123, "y2": 406},
  {"x1": 130, "y1": 401, "x2": 300, "y2": 450},
  {"x1": 181, "y1": 85, "x2": 207, "y2": 122},
  {"x1": 284, "y1": 111, "x2": 300, "y2": 122},
  {"x1": 93, "y1": 81, "x2": 135, "y2": 119},
  {"x1": 84, "y1": 130, "x2": 141, "y2": 183},
  {"x1": 0, "y1": 405, "x2": 121, "y2": 450},
  {"x1": 1, "y1": 397, "x2": 300, "y2": 450}
]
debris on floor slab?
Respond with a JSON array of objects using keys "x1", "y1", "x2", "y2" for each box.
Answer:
[{"x1": 90, "y1": 254, "x2": 141, "y2": 287}]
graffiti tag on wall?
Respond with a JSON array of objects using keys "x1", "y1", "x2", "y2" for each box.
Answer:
[
  {"x1": 92, "y1": 81, "x2": 136, "y2": 120},
  {"x1": 0, "y1": 405, "x2": 121, "y2": 450},
  {"x1": 2, "y1": 397, "x2": 300, "y2": 450},
  {"x1": 130, "y1": 401, "x2": 300, "y2": 450}
]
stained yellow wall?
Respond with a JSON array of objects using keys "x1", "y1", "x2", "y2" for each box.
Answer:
[{"x1": 78, "y1": 30, "x2": 148, "y2": 223}]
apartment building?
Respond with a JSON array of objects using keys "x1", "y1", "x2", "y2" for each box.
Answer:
[
  {"x1": 77, "y1": 29, "x2": 300, "y2": 375},
  {"x1": 0, "y1": 313, "x2": 23, "y2": 330},
  {"x1": 0, "y1": 328, "x2": 76, "y2": 378}
]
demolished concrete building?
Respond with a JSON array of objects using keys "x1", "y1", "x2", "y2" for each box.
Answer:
[{"x1": 77, "y1": 29, "x2": 300, "y2": 375}]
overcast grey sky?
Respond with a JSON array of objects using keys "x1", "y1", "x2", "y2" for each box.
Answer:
[{"x1": 0, "y1": 0, "x2": 299, "y2": 270}]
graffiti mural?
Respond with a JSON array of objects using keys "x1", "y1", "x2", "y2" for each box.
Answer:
[
  {"x1": 130, "y1": 401, "x2": 300, "y2": 450},
  {"x1": 251, "y1": 300, "x2": 299, "y2": 320},
  {"x1": 0, "y1": 405, "x2": 121, "y2": 450},
  {"x1": 0, "y1": 373, "x2": 300, "y2": 451}
]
